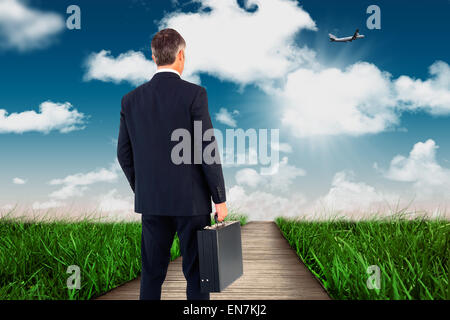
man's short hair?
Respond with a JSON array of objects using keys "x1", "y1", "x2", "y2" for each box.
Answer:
[{"x1": 151, "y1": 28, "x2": 186, "y2": 66}]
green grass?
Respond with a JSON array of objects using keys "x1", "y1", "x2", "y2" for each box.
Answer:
[
  {"x1": 276, "y1": 216, "x2": 449, "y2": 300},
  {"x1": 0, "y1": 212, "x2": 247, "y2": 300}
]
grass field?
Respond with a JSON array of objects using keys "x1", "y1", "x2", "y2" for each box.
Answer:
[
  {"x1": 0, "y1": 213, "x2": 247, "y2": 300},
  {"x1": 276, "y1": 216, "x2": 449, "y2": 300}
]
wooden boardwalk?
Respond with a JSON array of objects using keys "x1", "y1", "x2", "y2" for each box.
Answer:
[{"x1": 96, "y1": 221, "x2": 330, "y2": 300}]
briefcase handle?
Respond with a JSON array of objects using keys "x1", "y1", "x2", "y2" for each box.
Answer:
[{"x1": 214, "y1": 212, "x2": 225, "y2": 227}]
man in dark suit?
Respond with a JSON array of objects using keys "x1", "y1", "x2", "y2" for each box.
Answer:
[{"x1": 117, "y1": 28, "x2": 228, "y2": 300}]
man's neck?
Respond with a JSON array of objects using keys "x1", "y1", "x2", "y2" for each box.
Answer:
[{"x1": 156, "y1": 66, "x2": 181, "y2": 77}]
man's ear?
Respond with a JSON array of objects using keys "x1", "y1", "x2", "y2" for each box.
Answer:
[
  {"x1": 151, "y1": 54, "x2": 157, "y2": 64},
  {"x1": 178, "y1": 49, "x2": 184, "y2": 61}
]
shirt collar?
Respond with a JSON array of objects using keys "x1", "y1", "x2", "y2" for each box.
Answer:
[{"x1": 154, "y1": 68, "x2": 181, "y2": 77}]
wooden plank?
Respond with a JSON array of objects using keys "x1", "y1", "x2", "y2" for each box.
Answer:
[{"x1": 95, "y1": 221, "x2": 330, "y2": 300}]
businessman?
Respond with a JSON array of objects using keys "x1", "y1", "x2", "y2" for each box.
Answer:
[{"x1": 117, "y1": 28, "x2": 228, "y2": 300}]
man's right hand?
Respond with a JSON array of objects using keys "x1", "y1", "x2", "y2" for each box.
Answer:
[{"x1": 214, "y1": 202, "x2": 228, "y2": 222}]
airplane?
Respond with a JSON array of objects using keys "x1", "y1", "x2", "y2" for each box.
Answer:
[{"x1": 329, "y1": 29, "x2": 365, "y2": 42}]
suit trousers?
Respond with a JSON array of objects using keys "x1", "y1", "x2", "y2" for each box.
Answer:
[{"x1": 139, "y1": 213, "x2": 211, "y2": 300}]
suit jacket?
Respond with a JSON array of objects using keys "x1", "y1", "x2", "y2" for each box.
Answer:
[{"x1": 117, "y1": 71, "x2": 226, "y2": 216}]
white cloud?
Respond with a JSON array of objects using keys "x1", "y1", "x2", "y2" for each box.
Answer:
[
  {"x1": 280, "y1": 61, "x2": 450, "y2": 137},
  {"x1": 265, "y1": 156, "x2": 306, "y2": 191},
  {"x1": 1, "y1": 203, "x2": 14, "y2": 210},
  {"x1": 32, "y1": 161, "x2": 121, "y2": 210},
  {"x1": 314, "y1": 171, "x2": 392, "y2": 213},
  {"x1": 0, "y1": 0, "x2": 65, "y2": 51},
  {"x1": 235, "y1": 156, "x2": 305, "y2": 191},
  {"x1": 271, "y1": 141, "x2": 292, "y2": 153},
  {"x1": 12, "y1": 177, "x2": 26, "y2": 184},
  {"x1": 48, "y1": 185, "x2": 88, "y2": 200},
  {"x1": 81, "y1": 1, "x2": 450, "y2": 140},
  {"x1": 384, "y1": 139, "x2": 450, "y2": 199},
  {"x1": 94, "y1": 189, "x2": 138, "y2": 221},
  {"x1": 85, "y1": 0, "x2": 317, "y2": 86},
  {"x1": 97, "y1": 189, "x2": 133, "y2": 212},
  {"x1": 0, "y1": 101, "x2": 86, "y2": 134},
  {"x1": 160, "y1": 0, "x2": 317, "y2": 85},
  {"x1": 215, "y1": 108, "x2": 237, "y2": 127},
  {"x1": 32, "y1": 200, "x2": 64, "y2": 210},
  {"x1": 395, "y1": 61, "x2": 450, "y2": 115},
  {"x1": 235, "y1": 168, "x2": 263, "y2": 187},
  {"x1": 84, "y1": 49, "x2": 201, "y2": 85},
  {"x1": 280, "y1": 62, "x2": 398, "y2": 137},
  {"x1": 49, "y1": 167, "x2": 118, "y2": 188},
  {"x1": 307, "y1": 156, "x2": 450, "y2": 219},
  {"x1": 84, "y1": 50, "x2": 156, "y2": 85},
  {"x1": 49, "y1": 163, "x2": 119, "y2": 200},
  {"x1": 231, "y1": 166, "x2": 449, "y2": 220},
  {"x1": 228, "y1": 185, "x2": 307, "y2": 220}
]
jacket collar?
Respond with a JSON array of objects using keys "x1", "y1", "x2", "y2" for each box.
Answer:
[
  {"x1": 155, "y1": 68, "x2": 181, "y2": 77},
  {"x1": 152, "y1": 69, "x2": 181, "y2": 80}
]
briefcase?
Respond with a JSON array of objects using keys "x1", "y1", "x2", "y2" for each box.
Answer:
[{"x1": 197, "y1": 215, "x2": 243, "y2": 292}]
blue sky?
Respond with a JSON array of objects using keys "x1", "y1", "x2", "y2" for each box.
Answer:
[{"x1": 0, "y1": 0, "x2": 449, "y2": 220}]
